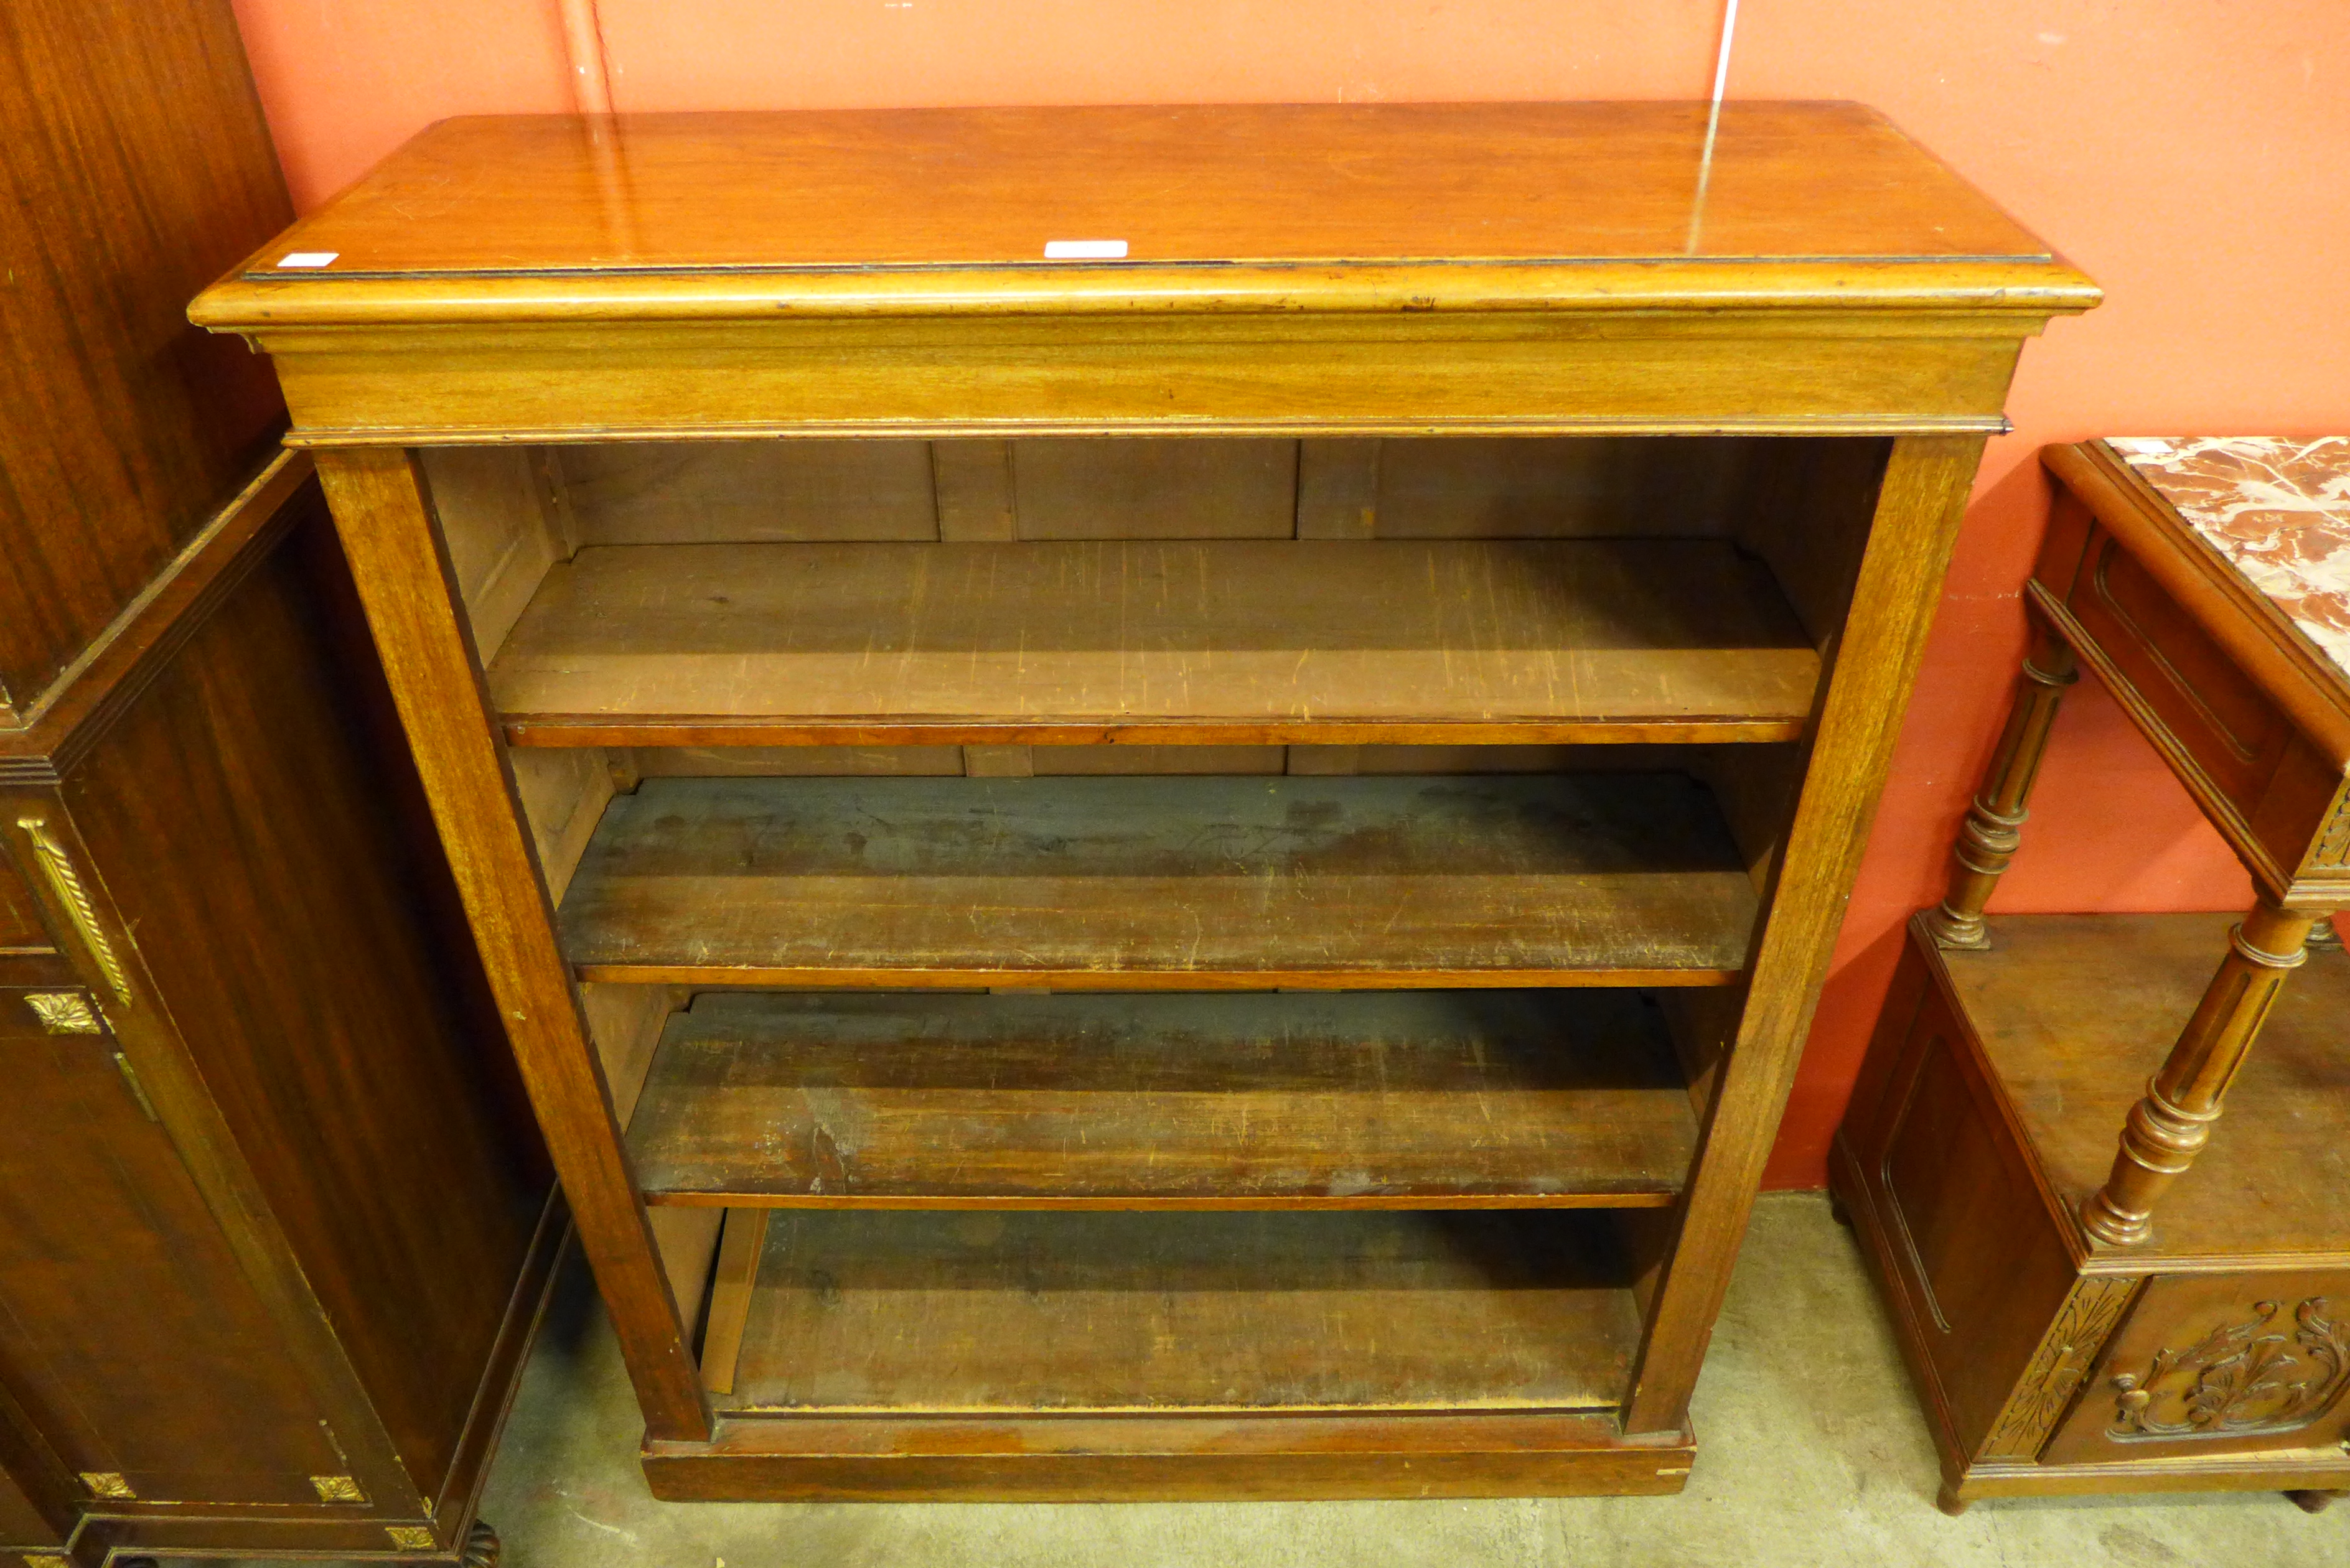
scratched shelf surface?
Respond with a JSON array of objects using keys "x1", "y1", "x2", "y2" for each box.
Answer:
[
  {"x1": 554, "y1": 772, "x2": 1760, "y2": 987},
  {"x1": 627, "y1": 989, "x2": 1699, "y2": 1209},
  {"x1": 716, "y1": 1207, "x2": 1641, "y2": 1417},
  {"x1": 489, "y1": 538, "x2": 1821, "y2": 747}
]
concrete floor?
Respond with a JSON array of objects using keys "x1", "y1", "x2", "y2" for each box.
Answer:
[{"x1": 436, "y1": 1193, "x2": 2348, "y2": 1567}]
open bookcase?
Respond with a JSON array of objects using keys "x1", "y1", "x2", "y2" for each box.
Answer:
[{"x1": 190, "y1": 102, "x2": 2095, "y2": 1498}]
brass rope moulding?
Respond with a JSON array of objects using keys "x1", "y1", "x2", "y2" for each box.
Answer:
[{"x1": 16, "y1": 815, "x2": 133, "y2": 1004}]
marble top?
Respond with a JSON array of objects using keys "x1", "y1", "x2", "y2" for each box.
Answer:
[{"x1": 2107, "y1": 437, "x2": 2350, "y2": 689}]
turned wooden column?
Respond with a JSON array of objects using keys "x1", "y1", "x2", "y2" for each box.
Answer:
[
  {"x1": 2079, "y1": 894, "x2": 2318, "y2": 1246},
  {"x1": 1923, "y1": 621, "x2": 2079, "y2": 950}
]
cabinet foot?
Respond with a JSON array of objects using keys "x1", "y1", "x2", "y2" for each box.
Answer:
[
  {"x1": 2287, "y1": 1488, "x2": 2343, "y2": 1514},
  {"x1": 1935, "y1": 1482, "x2": 1970, "y2": 1516},
  {"x1": 461, "y1": 1519, "x2": 502, "y2": 1567}
]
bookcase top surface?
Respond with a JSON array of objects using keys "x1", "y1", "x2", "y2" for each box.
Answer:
[{"x1": 197, "y1": 101, "x2": 2095, "y2": 324}]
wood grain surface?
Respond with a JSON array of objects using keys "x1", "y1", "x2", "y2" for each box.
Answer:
[
  {"x1": 0, "y1": 984, "x2": 348, "y2": 1505},
  {"x1": 228, "y1": 103, "x2": 2049, "y2": 279},
  {"x1": 1622, "y1": 432, "x2": 1988, "y2": 1433},
  {"x1": 626, "y1": 989, "x2": 1697, "y2": 1208},
  {"x1": 492, "y1": 539, "x2": 1819, "y2": 746},
  {"x1": 556, "y1": 773, "x2": 1758, "y2": 987},
  {"x1": 223, "y1": 99, "x2": 2089, "y2": 1500},
  {"x1": 722, "y1": 1208, "x2": 1638, "y2": 1415},
  {"x1": 0, "y1": 0, "x2": 289, "y2": 714},
  {"x1": 314, "y1": 447, "x2": 716, "y2": 1442},
  {"x1": 640, "y1": 1407, "x2": 1690, "y2": 1502},
  {"x1": 0, "y1": 862, "x2": 47, "y2": 951},
  {"x1": 54, "y1": 505, "x2": 545, "y2": 1504},
  {"x1": 1944, "y1": 913, "x2": 2350, "y2": 1267}
]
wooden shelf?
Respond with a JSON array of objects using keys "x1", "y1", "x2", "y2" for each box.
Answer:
[
  {"x1": 490, "y1": 539, "x2": 1820, "y2": 747},
  {"x1": 627, "y1": 989, "x2": 1698, "y2": 1209},
  {"x1": 1945, "y1": 914, "x2": 2350, "y2": 1267},
  {"x1": 709, "y1": 1209, "x2": 1640, "y2": 1417},
  {"x1": 556, "y1": 772, "x2": 1759, "y2": 987}
]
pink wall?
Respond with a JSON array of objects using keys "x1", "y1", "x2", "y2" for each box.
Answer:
[{"x1": 225, "y1": 1, "x2": 2350, "y2": 1185}]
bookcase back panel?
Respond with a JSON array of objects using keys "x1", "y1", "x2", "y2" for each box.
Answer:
[
  {"x1": 615, "y1": 742, "x2": 1698, "y2": 780},
  {"x1": 1328, "y1": 437, "x2": 1758, "y2": 540},
  {"x1": 1008, "y1": 440, "x2": 1300, "y2": 540},
  {"x1": 419, "y1": 445, "x2": 567, "y2": 663},
  {"x1": 557, "y1": 442, "x2": 942, "y2": 546},
  {"x1": 494, "y1": 436, "x2": 1774, "y2": 548}
]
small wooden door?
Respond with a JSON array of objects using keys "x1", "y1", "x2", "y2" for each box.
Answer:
[
  {"x1": 2044, "y1": 1270, "x2": 2350, "y2": 1465},
  {"x1": 0, "y1": 986, "x2": 353, "y2": 1509},
  {"x1": 0, "y1": 865, "x2": 44, "y2": 954},
  {"x1": 0, "y1": 1459, "x2": 62, "y2": 1557}
]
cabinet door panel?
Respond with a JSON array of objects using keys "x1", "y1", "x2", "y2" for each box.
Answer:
[
  {"x1": 0, "y1": 1458, "x2": 62, "y2": 1552},
  {"x1": 0, "y1": 988, "x2": 345, "y2": 1507},
  {"x1": 0, "y1": 862, "x2": 46, "y2": 951},
  {"x1": 2044, "y1": 1270, "x2": 2350, "y2": 1465}
]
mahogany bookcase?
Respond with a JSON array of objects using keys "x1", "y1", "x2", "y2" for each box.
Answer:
[{"x1": 191, "y1": 101, "x2": 2094, "y2": 1500}]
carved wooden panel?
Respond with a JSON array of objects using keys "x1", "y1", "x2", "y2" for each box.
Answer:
[
  {"x1": 2315, "y1": 785, "x2": 2350, "y2": 871},
  {"x1": 2044, "y1": 1270, "x2": 2350, "y2": 1465},
  {"x1": 1977, "y1": 1276, "x2": 2139, "y2": 1461}
]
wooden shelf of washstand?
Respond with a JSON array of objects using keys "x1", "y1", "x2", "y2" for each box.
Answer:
[{"x1": 192, "y1": 100, "x2": 2094, "y2": 1500}]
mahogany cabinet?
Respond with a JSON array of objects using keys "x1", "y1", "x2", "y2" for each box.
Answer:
[
  {"x1": 1840, "y1": 917, "x2": 2350, "y2": 1508},
  {"x1": 1, "y1": 4, "x2": 556, "y2": 1562},
  {"x1": 189, "y1": 101, "x2": 2095, "y2": 1500},
  {"x1": 1837, "y1": 437, "x2": 2350, "y2": 1510}
]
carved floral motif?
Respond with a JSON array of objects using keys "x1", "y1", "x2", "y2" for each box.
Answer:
[
  {"x1": 24, "y1": 991, "x2": 100, "y2": 1034},
  {"x1": 1982, "y1": 1276, "x2": 2137, "y2": 1459},
  {"x1": 2317, "y1": 790, "x2": 2350, "y2": 870},
  {"x1": 2108, "y1": 1296, "x2": 2350, "y2": 1441}
]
